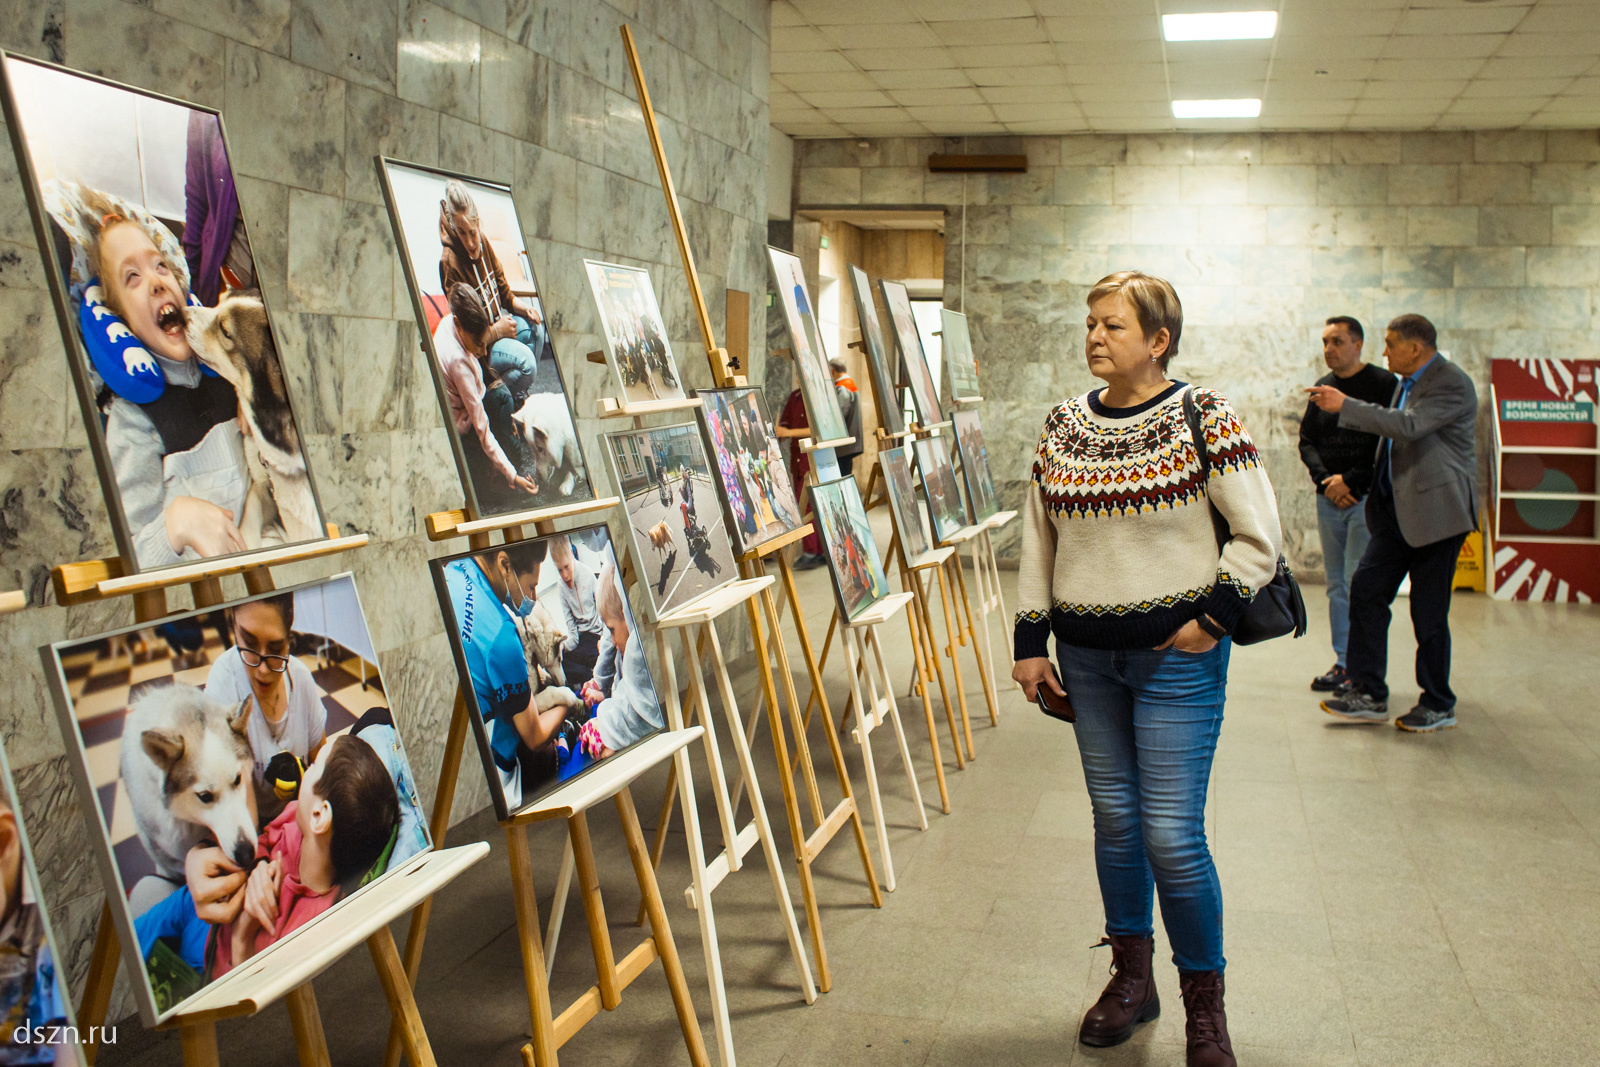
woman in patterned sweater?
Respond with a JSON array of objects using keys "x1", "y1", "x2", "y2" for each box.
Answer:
[{"x1": 1012, "y1": 271, "x2": 1281, "y2": 1067}]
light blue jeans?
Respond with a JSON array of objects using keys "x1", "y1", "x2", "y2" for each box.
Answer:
[
  {"x1": 1058, "y1": 640, "x2": 1231, "y2": 974},
  {"x1": 1316, "y1": 493, "x2": 1372, "y2": 666}
]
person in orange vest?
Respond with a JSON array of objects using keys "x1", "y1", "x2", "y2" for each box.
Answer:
[{"x1": 829, "y1": 359, "x2": 865, "y2": 476}]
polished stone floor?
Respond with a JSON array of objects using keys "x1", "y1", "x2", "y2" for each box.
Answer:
[{"x1": 103, "y1": 536, "x2": 1600, "y2": 1066}]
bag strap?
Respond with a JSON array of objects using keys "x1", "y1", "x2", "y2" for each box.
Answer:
[{"x1": 1182, "y1": 387, "x2": 1231, "y2": 551}]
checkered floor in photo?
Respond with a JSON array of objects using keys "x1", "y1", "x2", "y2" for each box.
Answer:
[{"x1": 59, "y1": 628, "x2": 388, "y2": 894}]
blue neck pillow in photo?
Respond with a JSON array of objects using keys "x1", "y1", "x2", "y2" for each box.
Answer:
[{"x1": 78, "y1": 281, "x2": 212, "y2": 404}]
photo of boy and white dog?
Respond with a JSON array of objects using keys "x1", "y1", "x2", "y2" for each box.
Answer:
[
  {"x1": 378, "y1": 159, "x2": 592, "y2": 518},
  {"x1": 432, "y1": 525, "x2": 666, "y2": 820},
  {"x1": 1, "y1": 56, "x2": 324, "y2": 573},
  {"x1": 43, "y1": 576, "x2": 429, "y2": 1025}
]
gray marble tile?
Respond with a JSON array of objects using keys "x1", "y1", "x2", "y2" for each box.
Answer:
[
  {"x1": 1553, "y1": 205, "x2": 1600, "y2": 245},
  {"x1": 398, "y1": 0, "x2": 482, "y2": 123},
  {"x1": 0, "y1": 0, "x2": 63, "y2": 61},
  {"x1": 1383, "y1": 247, "x2": 1456, "y2": 288},
  {"x1": 236, "y1": 176, "x2": 292, "y2": 306},
  {"x1": 1531, "y1": 162, "x2": 1600, "y2": 205},
  {"x1": 267, "y1": 310, "x2": 342, "y2": 436},
  {"x1": 1127, "y1": 132, "x2": 1194, "y2": 165},
  {"x1": 1197, "y1": 204, "x2": 1268, "y2": 246},
  {"x1": 1267, "y1": 206, "x2": 1335, "y2": 247},
  {"x1": 430, "y1": 0, "x2": 507, "y2": 34},
  {"x1": 480, "y1": 32, "x2": 548, "y2": 144},
  {"x1": 1525, "y1": 246, "x2": 1599, "y2": 287},
  {"x1": 344, "y1": 85, "x2": 440, "y2": 206},
  {"x1": 1518, "y1": 287, "x2": 1592, "y2": 331},
  {"x1": 0, "y1": 287, "x2": 70, "y2": 453},
  {"x1": 1474, "y1": 130, "x2": 1546, "y2": 164},
  {"x1": 291, "y1": 0, "x2": 399, "y2": 94},
  {"x1": 1454, "y1": 248, "x2": 1526, "y2": 288},
  {"x1": 1311, "y1": 246, "x2": 1383, "y2": 288},
  {"x1": 1407, "y1": 206, "x2": 1479, "y2": 247},
  {"x1": 1318, "y1": 164, "x2": 1388, "y2": 206},
  {"x1": 1193, "y1": 133, "x2": 1261, "y2": 165},
  {"x1": 861, "y1": 167, "x2": 925, "y2": 204},
  {"x1": 1460, "y1": 163, "x2": 1531, "y2": 206},
  {"x1": 1182, "y1": 164, "x2": 1249, "y2": 205},
  {"x1": 224, "y1": 41, "x2": 346, "y2": 195},
  {"x1": 155, "y1": 0, "x2": 291, "y2": 52},
  {"x1": 1245, "y1": 245, "x2": 1314, "y2": 286},
  {"x1": 1327, "y1": 132, "x2": 1403, "y2": 165},
  {"x1": 1545, "y1": 130, "x2": 1600, "y2": 163},
  {"x1": 0, "y1": 448, "x2": 116, "y2": 620},
  {"x1": 509, "y1": 140, "x2": 579, "y2": 245},
  {"x1": 1263, "y1": 132, "x2": 1331, "y2": 165},
  {"x1": 1479, "y1": 205, "x2": 1552, "y2": 247},
  {"x1": 63, "y1": 0, "x2": 226, "y2": 109},
  {"x1": 1130, "y1": 204, "x2": 1199, "y2": 245},
  {"x1": 286, "y1": 191, "x2": 396, "y2": 316},
  {"x1": 1112, "y1": 164, "x2": 1181, "y2": 205},
  {"x1": 1402, "y1": 132, "x2": 1474, "y2": 165},
  {"x1": 506, "y1": 0, "x2": 568, "y2": 57},
  {"x1": 1249, "y1": 165, "x2": 1318, "y2": 206},
  {"x1": 1452, "y1": 287, "x2": 1519, "y2": 329},
  {"x1": 1335, "y1": 205, "x2": 1408, "y2": 246}
]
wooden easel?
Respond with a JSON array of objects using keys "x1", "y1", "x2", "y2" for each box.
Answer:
[
  {"x1": 380, "y1": 493, "x2": 722, "y2": 1067},
  {"x1": 619, "y1": 18, "x2": 884, "y2": 999},
  {"x1": 54, "y1": 531, "x2": 486, "y2": 1067}
]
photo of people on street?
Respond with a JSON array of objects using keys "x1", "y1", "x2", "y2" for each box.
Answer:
[
  {"x1": 913, "y1": 435, "x2": 971, "y2": 544},
  {"x1": 603, "y1": 423, "x2": 738, "y2": 621},
  {"x1": 951, "y1": 409, "x2": 999, "y2": 523},
  {"x1": 941, "y1": 308, "x2": 982, "y2": 402},
  {"x1": 378, "y1": 159, "x2": 591, "y2": 517},
  {"x1": 43, "y1": 576, "x2": 430, "y2": 1026},
  {"x1": 880, "y1": 279, "x2": 942, "y2": 426},
  {"x1": 767, "y1": 248, "x2": 850, "y2": 444},
  {"x1": 847, "y1": 265, "x2": 902, "y2": 435},
  {"x1": 432, "y1": 526, "x2": 664, "y2": 820},
  {"x1": 810, "y1": 476, "x2": 891, "y2": 622},
  {"x1": 879, "y1": 445, "x2": 931, "y2": 562},
  {"x1": 2, "y1": 56, "x2": 325, "y2": 573},
  {"x1": 585, "y1": 261, "x2": 688, "y2": 407},
  {"x1": 697, "y1": 387, "x2": 806, "y2": 556}
]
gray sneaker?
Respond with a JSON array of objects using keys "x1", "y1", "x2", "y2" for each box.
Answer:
[
  {"x1": 1321, "y1": 689, "x2": 1388, "y2": 722},
  {"x1": 1395, "y1": 705, "x2": 1456, "y2": 732}
]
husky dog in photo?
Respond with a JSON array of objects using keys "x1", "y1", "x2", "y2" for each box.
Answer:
[
  {"x1": 185, "y1": 290, "x2": 320, "y2": 544},
  {"x1": 510, "y1": 392, "x2": 584, "y2": 499},
  {"x1": 520, "y1": 602, "x2": 580, "y2": 711},
  {"x1": 120, "y1": 683, "x2": 259, "y2": 879}
]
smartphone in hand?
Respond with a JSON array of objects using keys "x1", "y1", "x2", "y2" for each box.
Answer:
[{"x1": 1035, "y1": 683, "x2": 1075, "y2": 724}]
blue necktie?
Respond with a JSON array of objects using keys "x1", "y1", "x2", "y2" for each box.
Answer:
[{"x1": 1376, "y1": 376, "x2": 1415, "y2": 497}]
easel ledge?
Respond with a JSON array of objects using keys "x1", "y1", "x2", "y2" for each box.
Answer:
[
  {"x1": 798, "y1": 435, "x2": 856, "y2": 455},
  {"x1": 425, "y1": 497, "x2": 622, "y2": 541},
  {"x1": 597, "y1": 395, "x2": 704, "y2": 419},
  {"x1": 0, "y1": 590, "x2": 22, "y2": 615},
  {"x1": 157, "y1": 844, "x2": 488, "y2": 1029},
  {"x1": 502, "y1": 728, "x2": 702, "y2": 827},
  {"x1": 52, "y1": 529, "x2": 366, "y2": 605}
]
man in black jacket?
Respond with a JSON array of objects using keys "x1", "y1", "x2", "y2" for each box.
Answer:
[{"x1": 1298, "y1": 316, "x2": 1396, "y2": 692}]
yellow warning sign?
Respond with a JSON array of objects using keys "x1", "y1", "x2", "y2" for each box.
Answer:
[{"x1": 1454, "y1": 527, "x2": 1486, "y2": 592}]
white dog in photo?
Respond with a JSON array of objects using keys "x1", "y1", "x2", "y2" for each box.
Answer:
[{"x1": 510, "y1": 392, "x2": 584, "y2": 498}]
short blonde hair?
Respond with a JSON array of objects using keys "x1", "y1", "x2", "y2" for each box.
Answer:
[{"x1": 1087, "y1": 270, "x2": 1183, "y2": 369}]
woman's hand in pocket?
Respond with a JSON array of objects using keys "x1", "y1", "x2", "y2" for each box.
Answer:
[
  {"x1": 1013, "y1": 657, "x2": 1066, "y2": 703},
  {"x1": 1156, "y1": 619, "x2": 1218, "y2": 655}
]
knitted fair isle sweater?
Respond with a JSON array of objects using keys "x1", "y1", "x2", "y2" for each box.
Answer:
[{"x1": 1014, "y1": 382, "x2": 1283, "y2": 657}]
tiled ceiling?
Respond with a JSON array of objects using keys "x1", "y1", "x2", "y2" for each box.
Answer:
[{"x1": 769, "y1": 0, "x2": 1600, "y2": 136}]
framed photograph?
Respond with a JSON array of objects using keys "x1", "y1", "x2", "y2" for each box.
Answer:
[
  {"x1": 601, "y1": 423, "x2": 738, "y2": 622},
  {"x1": 695, "y1": 387, "x2": 807, "y2": 557},
  {"x1": 41, "y1": 575, "x2": 432, "y2": 1026},
  {"x1": 766, "y1": 247, "x2": 850, "y2": 445},
  {"x1": 377, "y1": 158, "x2": 593, "y2": 518},
  {"x1": 941, "y1": 308, "x2": 982, "y2": 402},
  {"x1": 879, "y1": 279, "x2": 942, "y2": 426},
  {"x1": 913, "y1": 435, "x2": 971, "y2": 545},
  {"x1": 878, "y1": 445, "x2": 931, "y2": 562},
  {"x1": 951, "y1": 410, "x2": 999, "y2": 523},
  {"x1": 846, "y1": 264, "x2": 902, "y2": 435},
  {"x1": 0, "y1": 55, "x2": 327, "y2": 573},
  {"x1": 431, "y1": 524, "x2": 665, "y2": 821},
  {"x1": 584, "y1": 260, "x2": 688, "y2": 408},
  {"x1": 0, "y1": 737, "x2": 84, "y2": 1064},
  {"x1": 810, "y1": 476, "x2": 891, "y2": 622}
]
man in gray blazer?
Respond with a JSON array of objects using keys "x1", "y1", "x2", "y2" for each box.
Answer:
[{"x1": 1304, "y1": 314, "x2": 1478, "y2": 732}]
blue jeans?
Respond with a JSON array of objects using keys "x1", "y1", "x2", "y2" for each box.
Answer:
[
  {"x1": 489, "y1": 314, "x2": 548, "y2": 407},
  {"x1": 1057, "y1": 640, "x2": 1231, "y2": 973},
  {"x1": 1316, "y1": 493, "x2": 1372, "y2": 666}
]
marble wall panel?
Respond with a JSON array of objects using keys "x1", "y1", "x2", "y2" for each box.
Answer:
[{"x1": 0, "y1": 0, "x2": 772, "y2": 1009}]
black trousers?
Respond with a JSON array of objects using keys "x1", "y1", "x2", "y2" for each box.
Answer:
[{"x1": 1345, "y1": 492, "x2": 1467, "y2": 711}]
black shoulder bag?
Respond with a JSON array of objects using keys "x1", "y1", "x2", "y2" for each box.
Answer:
[{"x1": 1182, "y1": 388, "x2": 1308, "y2": 646}]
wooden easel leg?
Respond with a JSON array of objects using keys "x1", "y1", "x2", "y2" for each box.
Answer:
[
  {"x1": 682, "y1": 625, "x2": 741, "y2": 867},
  {"x1": 78, "y1": 902, "x2": 119, "y2": 1065},
  {"x1": 568, "y1": 811, "x2": 621, "y2": 1010},
  {"x1": 615, "y1": 787, "x2": 711, "y2": 1067},
  {"x1": 842, "y1": 627, "x2": 895, "y2": 892},
  {"x1": 179, "y1": 1018, "x2": 219, "y2": 1067},
  {"x1": 505, "y1": 824, "x2": 559, "y2": 1065},
  {"x1": 969, "y1": 537, "x2": 1004, "y2": 716},
  {"x1": 384, "y1": 690, "x2": 471, "y2": 1067},
  {"x1": 868, "y1": 625, "x2": 928, "y2": 829},
  {"x1": 935, "y1": 561, "x2": 977, "y2": 761},
  {"x1": 911, "y1": 567, "x2": 964, "y2": 773},
  {"x1": 545, "y1": 835, "x2": 575, "y2": 979},
  {"x1": 899, "y1": 589, "x2": 950, "y2": 812},
  {"x1": 951, "y1": 551, "x2": 1001, "y2": 727},
  {"x1": 285, "y1": 982, "x2": 332, "y2": 1067},
  {"x1": 370, "y1": 926, "x2": 439, "y2": 1067}
]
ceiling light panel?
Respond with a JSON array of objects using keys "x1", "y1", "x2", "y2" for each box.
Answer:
[
  {"x1": 1162, "y1": 11, "x2": 1278, "y2": 42},
  {"x1": 1173, "y1": 98, "x2": 1263, "y2": 118}
]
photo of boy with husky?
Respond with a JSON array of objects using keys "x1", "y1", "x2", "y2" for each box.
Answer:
[
  {"x1": 433, "y1": 525, "x2": 667, "y2": 820},
  {"x1": 378, "y1": 159, "x2": 593, "y2": 519},
  {"x1": 1, "y1": 56, "x2": 324, "y2": 573},
  {"x1": 43, "y1": 576, "x2": 429, "y2": 1025}
]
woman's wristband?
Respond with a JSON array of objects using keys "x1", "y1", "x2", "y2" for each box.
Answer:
[{"x1": 1195, "y1": 614, "x2": 1227, "y2": 641}]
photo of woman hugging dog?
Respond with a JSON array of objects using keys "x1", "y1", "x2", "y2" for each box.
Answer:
[
  {"x1": 43, "y1": 577, "x2": 429, "y2": 1024},
  {"x1": 2, "y1": 55, "x2": 324, "y2": 573}
]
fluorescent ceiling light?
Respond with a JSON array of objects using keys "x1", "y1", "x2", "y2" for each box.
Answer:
[
  {"x1": 1162, "y1": 11, "x2": 1278, "y2": 41},
  {"x1": 1172, "y1": 98, "x2": 1262, "y2": 118}
]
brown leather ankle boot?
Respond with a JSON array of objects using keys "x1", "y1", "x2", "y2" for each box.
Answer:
[
  {"x1": 1077, "y1": 934, "x2": 1159, "y2": 1047},
  {"x1": 1179, "y1": 970, "x2": 1236, "y2": 1067}
]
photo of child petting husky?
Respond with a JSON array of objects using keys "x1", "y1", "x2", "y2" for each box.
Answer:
[
  {"x1": 42, "y1": 576, "x2": 429, "y2": 1026},
  {"x1": 432, "y1": 525, "x2": 667, "y2": 820},
  {"x1": 377, "y1": 159, "x2": 593, "y2": 519},
  {"x1": 0, "y1": 55, "x2": 325, "y2": 573}
]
